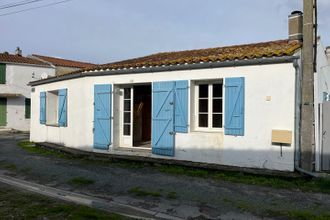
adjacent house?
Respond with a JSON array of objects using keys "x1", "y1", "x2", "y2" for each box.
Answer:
[
  {"x1": 29, "y1": 12, "x2": 330, "y2": 172},
  {"x1": 0, "y1": 49, "x2": 55, "y2": 131},
  {"x1": 29, "y1": 54, "x2": 95, "y2": 76}
]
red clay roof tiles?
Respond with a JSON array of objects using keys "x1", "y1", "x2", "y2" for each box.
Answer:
[
  {"x1": 79, "y1": 39, "x2": 302, "y2": 74},
  {"x1": 32, "y1": 54, "x2": 95, "y2": 68},
  {"x1": 0, "y1": 52, "x2": 50, "y2": 66}
]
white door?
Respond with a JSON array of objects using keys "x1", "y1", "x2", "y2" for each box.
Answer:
[{"x1": 120, "y1": 87, "x2": 133, "y2": 147}]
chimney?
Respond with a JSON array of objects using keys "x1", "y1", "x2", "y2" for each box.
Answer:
[
  {"x1": 326, "y1": 46, "x2": 330, "y2": 63},
  {"x1": 15, "y1": 47, "x2": 22, "y2": 56},
  {"x1": 288, "y1": 11, "x2": 303, "y2": 42}
]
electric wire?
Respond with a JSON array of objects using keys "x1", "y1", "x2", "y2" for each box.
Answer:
[{"x1": 0, "y1": 0, "x2": 72, "y2": 17}]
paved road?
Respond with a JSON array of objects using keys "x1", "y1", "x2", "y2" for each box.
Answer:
[{"x1": 0, "y1": 131, "x2": 329, "y2": 219}]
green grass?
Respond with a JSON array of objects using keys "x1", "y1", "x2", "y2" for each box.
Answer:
[
  {"x1": 223, "y1": 197, "x2": 330, "y2": 220},
  {"x1": 18, "y1": 141, "x2": 72, "y2": 159},
  {"x1": 68, "y1": 177, "x2": 95, "y2": 186},
  {"x1": 0, "y1": 161, "x2": 17, "y2": 171},
  {"x1": 156, "y1": 164, "x2": 330, "y2": 194},
  {"x1": 17, "y1": 140, "x2": 330, "y2": 194},
  {"x1": 166, "y1": 191, "x2": 177, "y2": 199},
  {"x1": 128, "y1": 187, "x2": 161, "y2": 197},
  {"x1": 0, "y1": 183, "x2": 130, "y2": 219}
]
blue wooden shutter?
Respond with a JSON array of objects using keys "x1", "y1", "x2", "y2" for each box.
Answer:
[
  {"x1": 58, "y1": 89, "x2": 67, "y2": 127},
  {"x1": 174, "y1": 80, "x2": 189, "y2": 133},
  {"x1": 225, "y1": 77, "x2": 245, "y2": 136},
  {"x1": 94, "y1": 84, "x2": 112, "y2": 150},
  {"x1": 152, "y1": 81, "x2": 175, "y2": 156},
  {"x1": 40, "y1": 92, "x2": 46, "y2": 124}
]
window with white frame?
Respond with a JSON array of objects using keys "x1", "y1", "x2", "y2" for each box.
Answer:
[
  {"x1": 123, "y1": 88, "x2": 131, "y2": 135},
  {"x1": 46, "y1": 90, "x2": 59, "y2": 125},
  {"x1": 196, "y1": 81, "x2": 223, "y2": 129}
]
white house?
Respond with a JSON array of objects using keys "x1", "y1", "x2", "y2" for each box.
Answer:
[
  {"x1": 0, "y1": 49, "x2": 55, "y2": 131},
  {"x1": 29, "y1": 13, "x2": 330, "y2": 172}
]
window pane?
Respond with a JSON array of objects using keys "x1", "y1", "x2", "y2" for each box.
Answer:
[
  {"x1": 199, "y1": 99, "x2": 208, "y2": 113},
  {"x1": 213, "y1": 99, "x2": 222, "y2": 113},
  {"x1": 124, "y1": 124, "x2": 130, "y2": 135},
  {"x1": 212, "y1": 114, "x2": 222, "y2": 128},
  {"x1": 124, "y1": 88, "x2": 131, "y2": 99},
  {"x1": 199, "y1": 114, "x2": 208, "y2": 127},
  {"x1": 124, "y1": 100, "x2": 131, "y2": 111},
  {"x1": 199, "y1": 84, "x2": 208, "y2": 98},
  {"x1": 213, "y1": 84, "x2": 222, "y2": 98},
  {"x1": 124, "y1": 112, "x2": 131, "y2": 123}
]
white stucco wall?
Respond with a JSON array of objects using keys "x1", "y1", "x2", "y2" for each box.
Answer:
[
  {"x1": 314, "y1": 40, "x2": 330, "y2": 171},
  {"x1": 0, "y1": 64, "x2": 55, "y2": 131},
  {"x1": 30, "y1": 63, "x2": 296, "y2": 171}
]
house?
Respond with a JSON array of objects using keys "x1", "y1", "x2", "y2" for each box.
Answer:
[
  {"x1": 29, "y1": 12, "x2": 330, "y2": 172},
  {"x1": 29, "y1": 54, "x2": 95, "y2": 76},
  {"x1": 0, "y1": 49, "x2": 55, "y2": 131}
]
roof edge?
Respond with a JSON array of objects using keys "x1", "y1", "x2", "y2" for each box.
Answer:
[{"x1": 29, "y1": 55, "x2": 300, "y2": 86}]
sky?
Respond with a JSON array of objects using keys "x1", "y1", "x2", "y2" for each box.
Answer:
[{"x1": 1, "y1": 0, "x2": 330, "y2": 64}]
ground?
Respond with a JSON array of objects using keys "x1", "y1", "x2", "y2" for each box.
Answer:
[
  {"x1": 0, "y1": 131, "x2": 330, "y2": 219},
  {"x1": 0, "y1": 182, "x2": 128, "y2": 219}
]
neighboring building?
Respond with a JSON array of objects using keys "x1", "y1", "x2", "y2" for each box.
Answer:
[
  {"x1": 0, "y1": 49, "x2": 55, "y2": 131},
  {"x1": 29, "y1": 54, "x2": 95, "y2": 76},
  {"x1": 29, "y1": 13, "x2": 330, "y2": 172}
]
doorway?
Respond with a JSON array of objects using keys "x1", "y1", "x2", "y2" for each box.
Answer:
[{"x1": 133, "y1": 85, "x2": 152, "y2": 147}]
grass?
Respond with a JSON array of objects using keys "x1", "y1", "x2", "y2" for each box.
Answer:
[
  {"x1": 17, "y1": 140, "x2": 330, "y2": 194},
  {"x1": 223, "y1": 197, "x2": 330, "y2": 220},
  {"x1": 0, "y1": 183, "x2": 130, "y2": 219},
  {"x1": 17, "y1": 141, "x2": 71, "y2": 159},
  {"x1": 68, "y1": 177, "x2": 95, "y2": 186},
  {"x1": 167, "y1": 191, "x2": 177, "y2": 199},
  {"x1": 0, "y1": 161, "x2": 17, "y2": 171},
  {"x1": 128, "y1": 187, "x2": 161, "y2": 197}
]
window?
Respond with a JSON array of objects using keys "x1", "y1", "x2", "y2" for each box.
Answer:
[
  {"x1": 197, "y1": 81, "x2": 223, "y2": 129},
  {"x1": 123, "y1": 88, "x2": 131, "y2": 135},
  {"x1": 0, "y1": 64, "x2": 5, "y2": 84},
  {"x1": 46, "y1": 91, "x2": 59, "y2": 125},
  {"x1": 25, "y1": 98, "x2": 31, "y2": 119}
]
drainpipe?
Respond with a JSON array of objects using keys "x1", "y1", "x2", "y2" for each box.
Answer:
[{"x1": 294, "y1": 59, "x2": 319, "y2": 178}]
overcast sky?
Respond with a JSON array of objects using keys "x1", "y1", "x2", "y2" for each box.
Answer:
[{"x1": 1, "y1": 0, "x2": 330, "y2": 64}]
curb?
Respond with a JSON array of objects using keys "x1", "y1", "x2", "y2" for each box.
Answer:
[{"x1": 0, "y1": 173, "x2": 184, "y2": 220}]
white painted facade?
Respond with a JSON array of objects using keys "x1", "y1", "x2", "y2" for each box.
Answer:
[
  {"x1": 0, "y1": 63, "x2": 55, "y2": 131},
  {"x1": 314, "y1": 40, "x2": 330, "y2": 171},
  {"x1": 30, "y1": 63, "x2": 297, "y2": 171}
]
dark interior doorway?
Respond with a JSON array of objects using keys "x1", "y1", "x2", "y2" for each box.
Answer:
[{"x1": 133, "y1": 84, "x2": 152, "y2": 147}]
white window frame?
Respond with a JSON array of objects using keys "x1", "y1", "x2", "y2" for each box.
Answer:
[
  {"x1": 46, "y1": 90, "x2": 59, "y2": 126},
  {"x1": 194, "y1": 80, "x2": 224, "y2": 132}
]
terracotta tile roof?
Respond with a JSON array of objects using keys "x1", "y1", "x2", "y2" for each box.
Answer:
[
  {"x1": 79, "y1": 39, "x2": 301, "y2": 73},
  {"x1": 31, "y1": 54, "x2": 95, "y2": 68},
  {"x1": 0, "y1": 52, "x2": 51, "y2": 66}
]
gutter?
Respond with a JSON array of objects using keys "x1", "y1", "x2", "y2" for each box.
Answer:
[
  {"x1": 293, "y1": 58, "x2": 319, "y2": 178},
  {"x1": 30, "y1": 56, "x2": 299, "y2": 86}
]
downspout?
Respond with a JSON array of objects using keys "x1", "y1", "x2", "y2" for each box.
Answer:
[{"x1": 294, "y1": 58, "x2": 319, "y2": 177}]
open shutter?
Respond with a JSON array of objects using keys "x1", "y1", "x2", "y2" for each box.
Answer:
[
  {"x1": 94, "y1": 84, "x2": 112, "y2": 150},
  {"x1": 225, "y1": 77, "x2": 245, "y2": 136},
  {"x1": 40, "y1": 92, "x2": 46, "y2": 124},
  {"x1": 58, "y1": 89, "x2": 67, "y2": 127},
  {"x1": 152, "y1": 81, "x2": 175, "y2": 156},
  {"x1": 174, "y1": 80, "x2": 189, "y2": 133}
]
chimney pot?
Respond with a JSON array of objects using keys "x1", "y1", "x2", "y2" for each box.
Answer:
[
  {"x1": 15, "y1": 47, "x2": 22, "y2": 56},
  {"x1": 288, "y1": 11, "x2": 303, "y2": 42}
]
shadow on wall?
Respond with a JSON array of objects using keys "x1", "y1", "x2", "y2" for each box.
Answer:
[{"x1": 173, "y1": 145, "x2": 295, "y2": 171}]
